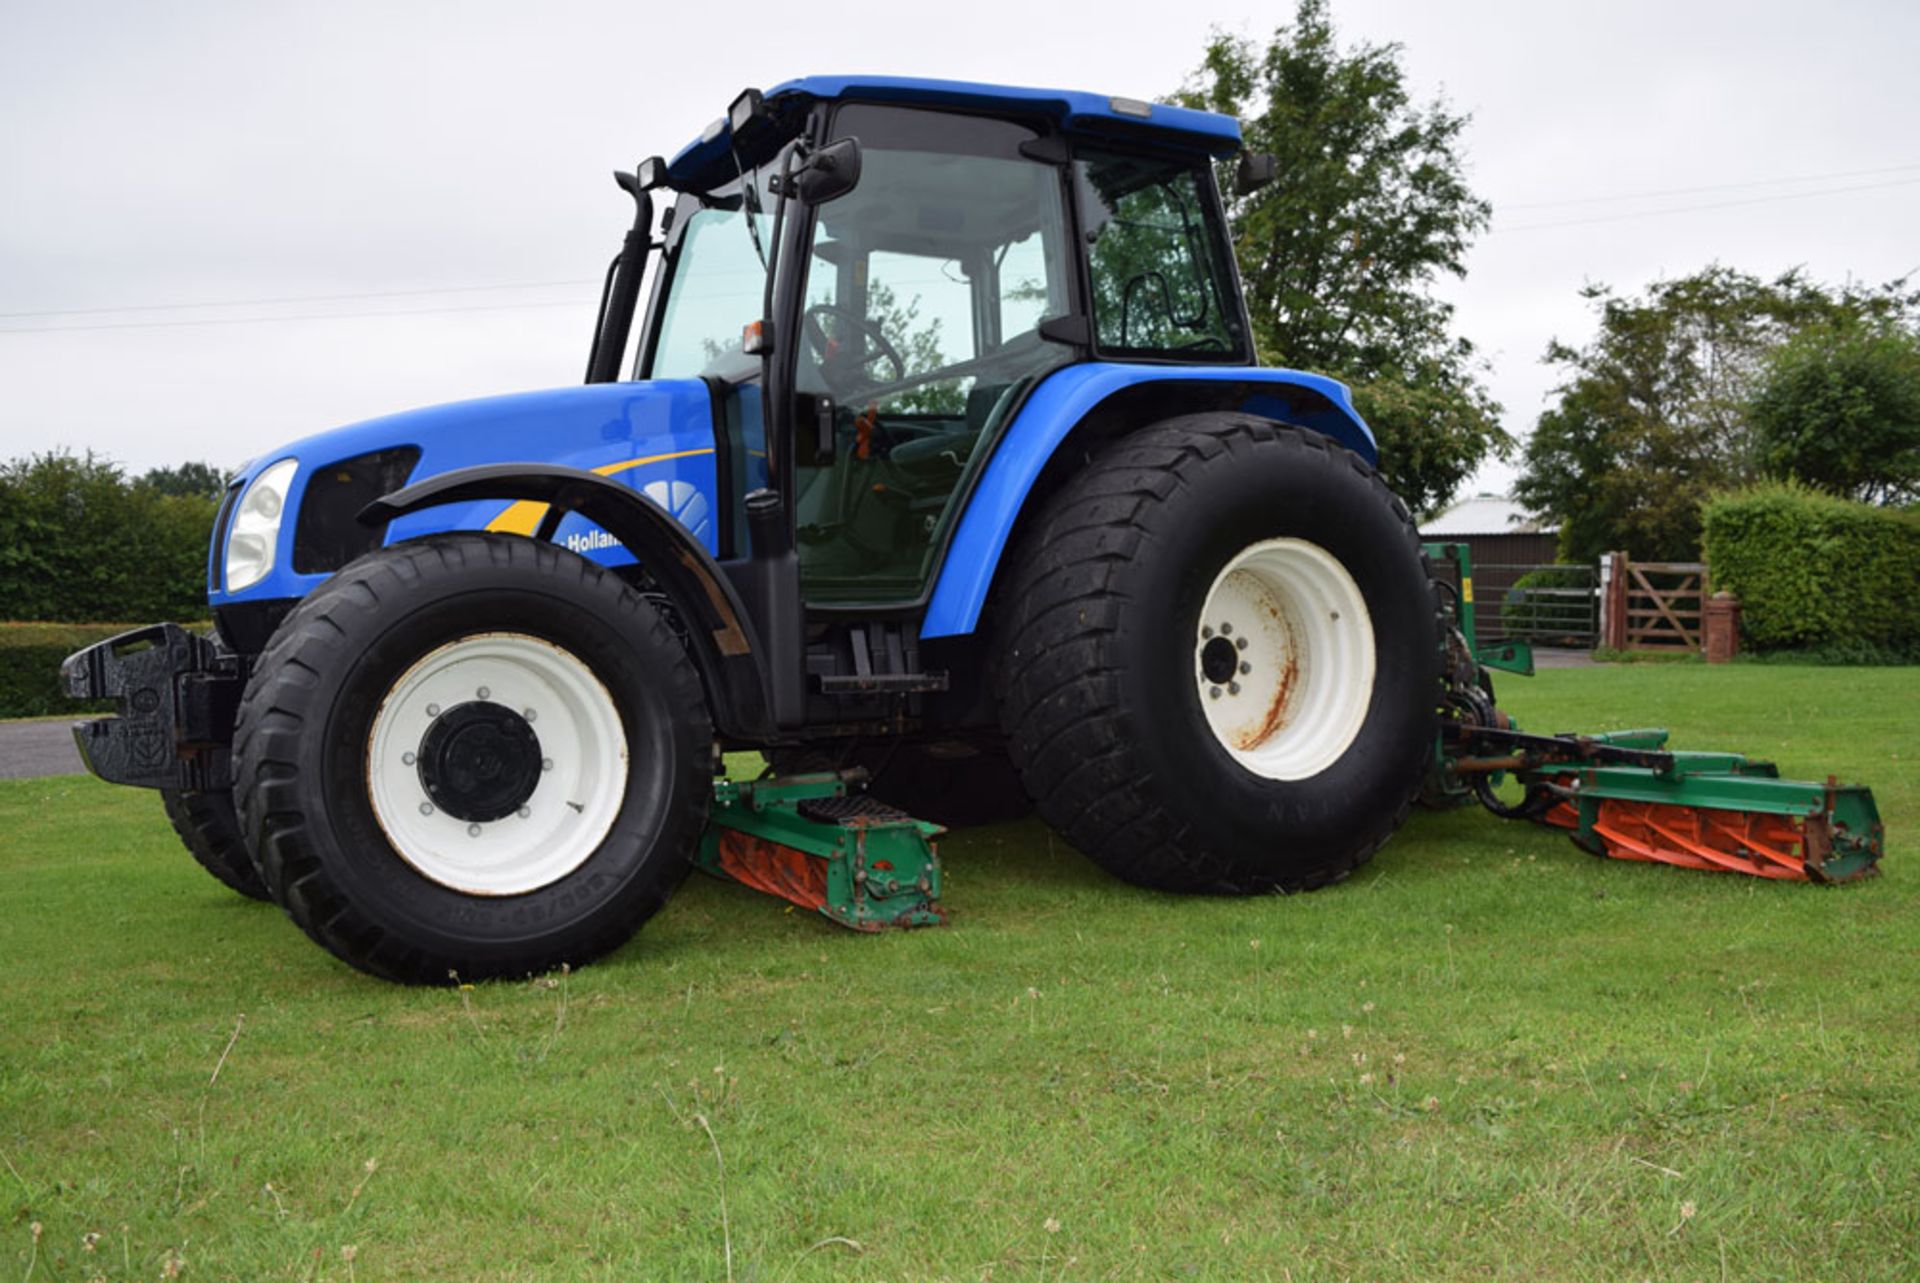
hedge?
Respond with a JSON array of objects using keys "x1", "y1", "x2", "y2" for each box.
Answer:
[
  {"x1": 0, "y1": 622, "x2": 138, "y2": 718},
  {"x1": 1702, "y1": 482, "x2": 1920, "y2": 652},
  {"x1": 0, "y1": 453, "x2": 217, "y2": 623}
]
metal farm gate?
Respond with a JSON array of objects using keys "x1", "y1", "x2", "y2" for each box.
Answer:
[{"x1": 1473, "y1": 561, "x2": 1600, "y2": 648}]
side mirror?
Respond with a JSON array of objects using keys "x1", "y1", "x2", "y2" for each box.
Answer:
[
  {"x1": 1235, "y1": 151, "x2": 1278, "y2": 195},
  {"x1": 789, "y1": 137, "x2": 862, "y2": 206}
]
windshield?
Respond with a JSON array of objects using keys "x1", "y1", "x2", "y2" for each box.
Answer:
[{"x1": 648, "y1": 167, "x2": 775, "y2": 376}]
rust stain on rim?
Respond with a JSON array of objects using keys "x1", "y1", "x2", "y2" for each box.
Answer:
[{"x1": 1233, "y1": 597, "x2": 1300, "y2": 752}]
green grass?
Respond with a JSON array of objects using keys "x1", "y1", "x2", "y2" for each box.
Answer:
[{"x1": 2, "y1": 666, "x2": 1917, "y2": 1281}]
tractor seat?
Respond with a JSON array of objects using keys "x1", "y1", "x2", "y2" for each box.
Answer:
[{"x1": 885, "y1": 383, "x2": 1015, "y2": 472}]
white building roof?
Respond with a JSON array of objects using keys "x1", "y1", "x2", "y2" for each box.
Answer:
[{"x1": 1419, "y1": 494, "x2": 1557, "y2": 537}]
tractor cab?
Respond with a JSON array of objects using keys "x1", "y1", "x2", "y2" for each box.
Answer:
[{"x1": 593, "y1": 78, "x2": 1254, "y2": 608}]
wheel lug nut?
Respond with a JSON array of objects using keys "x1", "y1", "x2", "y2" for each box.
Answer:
[
  {"x1": 1235, "y1": 637, "x2": 1248, "y2": 651},
  {"x1": 518, "y1": 806, "x2": 531, "y2": 819},
  {"x1": 523, "y1": 708, "x2": 537, "y2": 722},
  {"x1": 541, "y1": 757, "x2": 554, "y2": 771},
  {"x1": 1209, "y1": 686, "x2": 1222, "y2": 700},
  {"x1": 402, "y1": 751, "x2": 417, "y2": 766},
  {"x1": 426, "y1": 703, "x2": 440, "y2": 717},
  {"x1": 1220, "y1": 622, "x2": 1234, "y2": 636},
  {"x1": 1228, "y1": 681, "x2": 1241, "y2": 695},
  {"x1": 1239, "y1": 661, "x2": 1252, "y2": 675},
  {"x1": 467, "y1": 823, "x2": 482, "y2": 838},
  {"x1": 1201, "y1": 625, "x2": 1213, "y2": 639},
  {"x1": 477, "y1": 686, "x2": 490, "y2": 700},
  {"x1": 419, "y1": 801, "x2": 434, "y2": 816}
]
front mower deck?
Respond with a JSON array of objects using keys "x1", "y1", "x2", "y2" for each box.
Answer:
[{"x1": 696, "y1": 772, "x2": 947, "y2": 930}]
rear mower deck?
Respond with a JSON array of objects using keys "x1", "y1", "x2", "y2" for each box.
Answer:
[{"x1": 1424, "y1": 541, "x2": 1882, "y2": 886}]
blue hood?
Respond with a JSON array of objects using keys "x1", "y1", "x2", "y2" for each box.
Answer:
[{"x1": 212, "y1": 380, "x2": 735, "y2": 604}]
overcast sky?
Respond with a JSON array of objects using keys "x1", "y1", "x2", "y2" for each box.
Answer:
[{"x1": 4, "y1": 0, "x2": 1916, "y2": 504}]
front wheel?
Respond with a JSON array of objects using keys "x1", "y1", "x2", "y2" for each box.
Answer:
[
  {"x1": 233, "y1": 534, "x2": 712, "y2": 982},
  {"x1": 995, "y1": 415, "x2": 1440, "y2": 894},
  {"x1": 160, "y1": 788, "x2": 270, "y2": 900}
]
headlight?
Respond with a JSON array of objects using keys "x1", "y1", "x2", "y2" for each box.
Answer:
[{"x1": 225, "y1": 458, "x2": 298, "y2": 592}]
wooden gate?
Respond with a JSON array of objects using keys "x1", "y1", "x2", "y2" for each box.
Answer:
[{"x1": 1601, "y1": 554, "x2": 1706, "y2": 652}]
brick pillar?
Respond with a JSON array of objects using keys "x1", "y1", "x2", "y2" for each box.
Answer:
[{"x1": 1704, "y1": 592, "x2": 1741, "y2": 663}]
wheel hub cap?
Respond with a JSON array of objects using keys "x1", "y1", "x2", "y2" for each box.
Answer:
[{"x1": 417, "y1": 702, "x2": 542, "y2": 823}]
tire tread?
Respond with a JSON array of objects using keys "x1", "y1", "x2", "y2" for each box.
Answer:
[{"x1": 994, "y1": 415, "x2": 1438, "y2": 894}]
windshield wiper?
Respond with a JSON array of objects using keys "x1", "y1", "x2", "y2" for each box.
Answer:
[{"x1": 733, "y1": 151, "x2": 769, "y2": 272}]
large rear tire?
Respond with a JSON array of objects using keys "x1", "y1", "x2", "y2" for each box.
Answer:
[
  {"x1": 160, "y1": 789, "x2": 270, "y2": 901},
  {"x1": 995, "y1": 415, "x2": 1439, "y2": 893},
  {"x1": 233, "y1": 533, "x2": 712, "y2": 982}
]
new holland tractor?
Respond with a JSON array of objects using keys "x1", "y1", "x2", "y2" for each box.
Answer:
[{"x1": 62, "y1": 77, "x2": 1884, "y2": 983}]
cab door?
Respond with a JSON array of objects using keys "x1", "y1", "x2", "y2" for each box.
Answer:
[{"x1": 785, "y1": 103, "x2": 1076, "y2": 608}]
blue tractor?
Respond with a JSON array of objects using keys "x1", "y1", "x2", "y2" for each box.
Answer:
[{"x1": 63, "y1": 77, "x2": 1452, "y2": 981}]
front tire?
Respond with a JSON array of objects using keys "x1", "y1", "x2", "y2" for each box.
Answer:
[
  {"x1": 160, "y1": 789, "x2": 270, "y2": 901},
  {"x1": 233, "y1": 534, "x2": 712, "y2": 982},
  {"x1": 995, "y1": 415, "x2": 1439, "y2": 893}
]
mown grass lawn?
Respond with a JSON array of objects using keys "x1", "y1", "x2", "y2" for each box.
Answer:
[{"x1": 2, "y1": 664, "x2": 1916, "y2": 1282}]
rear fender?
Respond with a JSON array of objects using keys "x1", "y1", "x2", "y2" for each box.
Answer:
[
  {"x1": 922, "y1": 364, "x2": 1375, "y2": 639},
  {"x1": 363, "y1": 464, "x2": 771, "y2": 739}
]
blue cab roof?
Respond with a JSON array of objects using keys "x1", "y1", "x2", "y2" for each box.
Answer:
[{"x1": 666, "y1": 75, "x2": 1242, "y2": 188}]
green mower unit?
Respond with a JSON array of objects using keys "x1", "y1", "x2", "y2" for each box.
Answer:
[
  {"x1": 698, "y1": 772, "x2": 946, "y2": 931},
  {"x1": 59, "y1": 77, "x2": 1884, "y2": 983},
  {"x1": 1423, "y1": 543, "x2": 1882, "y2": 884}
]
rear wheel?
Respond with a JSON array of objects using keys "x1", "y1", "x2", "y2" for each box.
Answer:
[
  {"x1": 995, "y1": 415, "x2": 1439, "y2": 893},
  {"x1": 234, "y1": 533, "x2": 712, "y2": 982},
  {"x1": 160, "y1": 789, "x2": 270, "y2": 901}
]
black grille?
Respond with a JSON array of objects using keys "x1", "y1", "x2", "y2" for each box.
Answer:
[{"x1": 292, "y1": 447, "x2": 420, "y2": 574}]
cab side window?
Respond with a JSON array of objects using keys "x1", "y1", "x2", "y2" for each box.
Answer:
[{"x1": 1077, "y1": 149, "x2": 1240, "y2": 357}]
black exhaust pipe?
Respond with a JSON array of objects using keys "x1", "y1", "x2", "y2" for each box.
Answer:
[{"x1": 584, "y1": 167, "x2": 656, "y2": 384}]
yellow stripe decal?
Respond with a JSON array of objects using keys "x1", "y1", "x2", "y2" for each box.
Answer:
[{"x1": 483, "y1": 447, "x2": 717, "y2": 536}]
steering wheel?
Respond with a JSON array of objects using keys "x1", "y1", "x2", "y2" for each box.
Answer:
[{"x1": 802, "y1": 303, "x2": 907, "y2": 388}]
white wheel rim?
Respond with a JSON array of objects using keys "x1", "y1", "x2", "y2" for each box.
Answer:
[
  {"x1": 1194, "y1": 537, "x2": 1375, "y2": 780},
  {"x1": 366, "y1": 632, "x2": 628, "y2": 896}
]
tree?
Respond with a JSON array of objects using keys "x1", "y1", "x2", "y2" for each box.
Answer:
[
  {"x1": 1515, "y1": 267, "x2": 1917, "y2": 562},
  {"x1": 1179, "y1": 0, "x2": 1507, "y2": 516},
  {"x1": 1749, "y1": 323, "x2": 1920, "y2": 505},
  {"x1": 139, "y1": 460, "x2": 229, "y2": 501}
]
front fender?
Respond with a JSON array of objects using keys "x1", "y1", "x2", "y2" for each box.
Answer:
[{"x1": 364, "y1": 464, "x2": 771, "y2": 739}]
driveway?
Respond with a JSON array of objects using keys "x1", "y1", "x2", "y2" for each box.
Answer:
[
  {"x1": 1533, "y1": 647, "x2": 1604, "y2": 669},
  {"x1": 0, "y1": 721, "x2": 85, "y2": 779}
]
